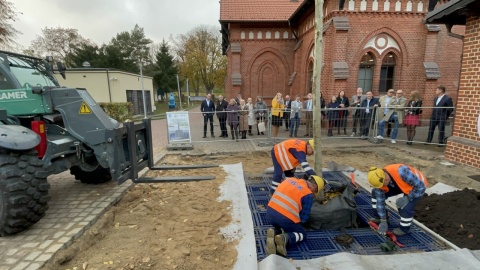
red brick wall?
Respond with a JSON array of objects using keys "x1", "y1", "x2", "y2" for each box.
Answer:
[{"x1": 445, "y1": 16, "x2": 480, "y2": 169}]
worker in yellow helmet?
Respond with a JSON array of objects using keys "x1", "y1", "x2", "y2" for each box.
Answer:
[
  {"x1": 368, "y1": 164, "x2": 428, "y2": 236},
  {"x1": 266, "y1": 175, "x2": 325, "y2": 256},
  {"x1": 271, "y1": 139, "x2": 315, "y2": 192}
]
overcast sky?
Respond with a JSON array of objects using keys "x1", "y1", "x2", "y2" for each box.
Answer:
[{"x1": 12, "y1": 0, "x2": 220, "y2": 47}]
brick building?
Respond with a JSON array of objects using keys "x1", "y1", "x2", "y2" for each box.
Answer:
[
  {"x1": 219, "y1": 0, "x2": 464, "y2": 108},
  {"x1": 426, "y1": 0, "x2": 480, "y2": 169}
]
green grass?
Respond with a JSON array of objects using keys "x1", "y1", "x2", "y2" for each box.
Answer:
[{"x1": 132, "y1": 100, "x2": 201, "y2": 121}]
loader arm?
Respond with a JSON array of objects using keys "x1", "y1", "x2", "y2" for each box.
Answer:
[{"x1": 47, "y1": 87, "x2": 152, "y2": 182}]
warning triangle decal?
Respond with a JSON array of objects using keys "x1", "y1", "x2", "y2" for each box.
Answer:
[{"x1": 79, "y1": 102, "x2": 92, "y2": 114}]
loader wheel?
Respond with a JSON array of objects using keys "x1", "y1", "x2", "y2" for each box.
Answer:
[
  {"x1": 70, "y1": 159, "x2": 112, "y2": 185},
  {"x1": 0, "y1": 149, "x2": 50, "y2": 236}
]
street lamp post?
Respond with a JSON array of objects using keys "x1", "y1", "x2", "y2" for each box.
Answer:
[
  {"x1": 186, "y1": 78, "x2": 190, "y2": 108},
  {"x1": 176, "y1": 74, "x2": 183, "y2": 110},
  {"x1": 139, "y1": 60, "x2": 147, "y2": 119}
]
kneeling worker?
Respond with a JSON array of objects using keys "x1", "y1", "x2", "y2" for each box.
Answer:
[
  {"x1": 266, "y1": 175, "x2": 325, "y2": 256},
  {"x1": 368, "y1": 164, "x2": 427, "y2": 236},
  {"x1": 271, "y1": 139, "x2": 316, "y2": 191}
]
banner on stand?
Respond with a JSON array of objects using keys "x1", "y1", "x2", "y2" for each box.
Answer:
[{"x1": 166, "y1": 111, "x2": 191, "y2": 143}]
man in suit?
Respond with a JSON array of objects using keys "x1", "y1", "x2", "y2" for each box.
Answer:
[
  {"x1": 359, "y1": 91, "x2": 380, "y2": 139},
  {"x1": 200, "y1": 93, "x2": 216, "y2": 138},
  {"x1": 216, "y1": 95, "x2": 229, "y2": 138},
  {"x1": 377, "y1": 89, "x2": 407, "y2": 144},
  {"x1": 426, "y1": 85, "x2": 453, "y2": 146},
  {"x1": 350, "y1": 88, "x2": 366, "y2": 137},
  {"x1": 283, "y1": 95, "x2": 291, "y2": 131},
  {"x1": 377, "y1": 89, "x2": 395, "y2": 137},
  {"x1": 303, "y1": 93, "x2": 313, "y2": 137}
]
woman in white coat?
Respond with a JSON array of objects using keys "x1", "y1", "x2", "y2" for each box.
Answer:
[{"x1": 247, "y1": 97, "x2": 256, "y2": 136}]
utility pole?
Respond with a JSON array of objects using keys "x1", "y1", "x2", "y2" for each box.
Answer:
[{"x1": 313, "y1": 0, "x2": 324, "y2": 173}]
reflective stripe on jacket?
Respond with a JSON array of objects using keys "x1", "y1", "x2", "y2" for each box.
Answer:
[
  {"x1": 273, "y1": 139, "x2": 307, "y2": 171},
  {"x1": 268, "y1": 178, "x2": 311, "y2": 223},
  {"x1": 382, "y1": 164, "x2": 428, "y2": 194}
]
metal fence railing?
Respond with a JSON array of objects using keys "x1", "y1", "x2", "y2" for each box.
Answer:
[{"x1": 160, "y1": 105, "x2": 455, "y2": 147}]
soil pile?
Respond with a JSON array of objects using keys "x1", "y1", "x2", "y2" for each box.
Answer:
[{"x1": 415, "y1": 189, "x2": 480, "y2": 249}]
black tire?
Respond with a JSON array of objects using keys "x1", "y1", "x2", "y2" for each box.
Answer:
[
  {"x1": 0, "y1": 149, "x2": 50, "y2": 236},
  {"x1": 70, "y1": 161, "x2": 112, "y2": 185}
]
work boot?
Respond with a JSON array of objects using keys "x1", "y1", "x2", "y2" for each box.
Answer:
[
  {"x1": 235, "y1": 130, "x2": 239, "y2": 142},
  {"x1": 274, "y1": 233, "x2": 289, "y2": 256},
  {"x1": 392, "y1": 228, "x2": 408, "y2": 236},
  {"x1": 266, "y1": 228, "x2": 276, "y2": 255}
]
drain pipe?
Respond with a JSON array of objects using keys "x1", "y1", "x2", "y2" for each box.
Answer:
[{"x1": 341, "y1": 170, "x2": 461, "y2": 251}]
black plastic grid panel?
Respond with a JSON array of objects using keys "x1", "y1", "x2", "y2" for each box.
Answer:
[{"x1": 247, "y1": 171, "x2": 449, "y2": 260}]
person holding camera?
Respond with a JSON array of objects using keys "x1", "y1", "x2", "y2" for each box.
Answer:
[{"x1": 350, "y1": 88, "x2": 366, "y2": 137}]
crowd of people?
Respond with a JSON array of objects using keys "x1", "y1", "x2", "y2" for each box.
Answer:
[{"x1": 200, "y1": 85, "x2": 453, "y2": 146}]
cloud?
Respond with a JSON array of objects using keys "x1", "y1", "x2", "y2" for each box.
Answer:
[{"x1": 12, "y1": 0, "x2": 220, "y2": 47}]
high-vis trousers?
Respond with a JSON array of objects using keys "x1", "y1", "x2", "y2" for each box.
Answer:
[
  {"x1": 371, "y1": 184, "x2": 420, "y2": 233},
  {"x1": 266, "y1": 207, "x2": 306, "y2": 246}
]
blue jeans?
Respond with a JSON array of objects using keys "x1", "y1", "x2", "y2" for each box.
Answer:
[
  {"x1": 289, "y1": 115, "x2": 300, "y2": 136},
  {"x1": 379, "y1": 113, "x2": 399, "y2": 139}
]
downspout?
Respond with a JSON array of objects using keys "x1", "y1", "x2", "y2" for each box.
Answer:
[
  {"x1": 444, "y1": 23, "x2": 464, "y2": 145},
  {"x1": 106, "y1": 69, "x2": 112, "y2": 102},
  {"x1": 446, "y1": 23, "x2": 464, "y2": 40},
  {"x1": 288, "y1": 20, "x2": 299, "y2": 41}
]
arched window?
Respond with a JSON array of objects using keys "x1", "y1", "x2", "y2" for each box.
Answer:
[
  {"x1": 308, "y1": 61, "x2": 314, "y2": 94},
  {"x1": 357, "y1": 52, "x2": 375, "y2": 92},
  {"x1": 379, "y1": 52, "x2": 396, "y2": 92}
]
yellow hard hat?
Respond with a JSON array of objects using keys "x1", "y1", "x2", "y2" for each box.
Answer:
[
  {"x1": 308, "y1": 139, "x2": 314, "y2": 148},
  {"x1": 367, "y1": 167, "x2": 385, "y2": 188},
  {"x1": 309, "y1": 175, "x2": 324, "y2": 195}
]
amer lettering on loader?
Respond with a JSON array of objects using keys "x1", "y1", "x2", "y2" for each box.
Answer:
[{"x1": 0, "y1": 91, "x2": 27, "y2": 100}]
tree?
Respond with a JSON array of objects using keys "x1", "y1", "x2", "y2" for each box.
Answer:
[
  {"x1": 152, "y1": 40, "x2": 178, "y2": 98},
  {"x1": 173, "y1": 25, "x2": 226, "y2": 95},
  {"x1": 109, "y1": 24, "x2": 152, "y2": 70},
  {"x1": 29, "y1": 27, "x2": 91, "y2": 66},
  {"x1": 0, "y1": 0, "x2": 20, "y2": 49}
]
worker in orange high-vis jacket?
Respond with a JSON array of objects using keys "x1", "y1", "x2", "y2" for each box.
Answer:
[
  {"x1": 368, "y1": 164, "x2": 428, "y2": 237},
  {"x1": 271, "y1": 139, "x2": 316, "y2": 192},
  {"x1": 266, "y1": 175, "x2": 325, "y2": 256}
]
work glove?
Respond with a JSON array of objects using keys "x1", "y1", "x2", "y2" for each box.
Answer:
[
  {"x1": 378, "y1": 220, "x2": 388, "y2": 235},
  {"x1": 396, "y1": 196, "x2": 410, "y2": 210}
]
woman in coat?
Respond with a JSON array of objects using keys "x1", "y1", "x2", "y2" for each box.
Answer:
[
  {"x1": 247, "y1": 97, "x2": 256, "y2": 136},
  {"x1": 271, "y1": 92, "x2": 285, "y2": 140},
  {"x1": 336, "y1": 90, "x2": 350, "y2": 135},
  {"x1": 226, "y1": 98, "x2": 239, "y2": 141},
  {"x1": 404, "y1": 90, "x2": 422, "y2": 145},
  {"x1": 327, "y1": 96, "x2": 340, "y2": 137},
  {"x1": 254, "y1": 96, "x2": 268, "y2": 135},
  {"x1": 238, "y1": 99, "x2": 249, "y2": 139}
]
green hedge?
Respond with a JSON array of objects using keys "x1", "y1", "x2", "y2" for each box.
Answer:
[{"x1": 99, "y1": 102, "x2": 134, "y2": 122}]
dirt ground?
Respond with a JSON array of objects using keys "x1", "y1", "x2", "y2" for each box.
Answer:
[
  {"x1": 415, "y1": 189, "x2": 480, "y2": 249},
  {"x1": 41, "y1": 147, "x2": 480, "y2": 270}
]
